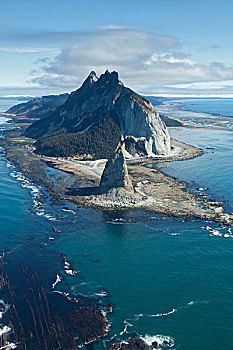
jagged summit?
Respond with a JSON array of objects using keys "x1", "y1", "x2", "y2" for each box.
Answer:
[
  {"x1": 99, "y1": 70, "x2": 119, "y2": 84},
  {"x1": 25, "y1": 70, "x2": 171, "y2": 158},
  {"x1": 81, "y1": 70, "x2": 98, "y2": 88},
  {"x1": 80, "y1": 70, "x2": 120, "y2": 91}
]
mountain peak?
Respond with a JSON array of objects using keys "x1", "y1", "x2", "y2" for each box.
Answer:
[
  {"x1": 81, "y1": 71, "x2": 98, "y2": 88},
  {"x1": 98, "y1": 70, "x2": 120, "y2": 86},
  {"x1": 25, "y1": 69, "x2": 171, "y2": 157},
  {"x1": 89, "y1": 70, "x2": 98, "y2": 80}
]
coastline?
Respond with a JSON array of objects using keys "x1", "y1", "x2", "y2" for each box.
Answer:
[
  {"x1": 40, "y1": 137, "x2": 202, "y2": 182},
  {"x1": 66, "y1": 163, "x2": 232, "y2": 226},
  {"x1": 0, "y1": 146, "x2": 113, "y2": 348},
  {"x1": 2, "y1": 132, "x2": 232, "y2": 226},
  {"x1": 1, "y1": 113, "x2": 233, "y2": 349},
  {"x1": 39, "y1": 137, "x2": 232, "y2": 226},
  {"x1": 156, "y1": 100, "x2": 233, "y2": 131}
]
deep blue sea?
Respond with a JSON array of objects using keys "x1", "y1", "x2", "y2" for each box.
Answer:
[{"x1": 0, "y1": 100, "x2": 233, "y2": 349}]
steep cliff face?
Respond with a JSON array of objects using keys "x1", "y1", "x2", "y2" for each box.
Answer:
[
  {"x1": 112, "y1": 87, "x2": 170, "y2": 156},
  {"x1": 99, "y1": 143, "x2": 133, "y2": 193},
  {"x1": 26, "y1": 70, "x2": 170, "y2": 157}
]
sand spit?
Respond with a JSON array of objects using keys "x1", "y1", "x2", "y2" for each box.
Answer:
[{"x1": 127, "y1": 139, "x2": 202, "y2": 166}]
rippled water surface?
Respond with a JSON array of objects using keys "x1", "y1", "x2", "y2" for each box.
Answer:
[{"x1": 0, "y1": 101, "x2": 233, "y2": 349}]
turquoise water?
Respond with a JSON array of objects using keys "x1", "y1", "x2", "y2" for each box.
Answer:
[
  {"x1": 47, "y1": 128, "x2": 233, "y2": 350},
  {"x1": 0, "y1": 101, "x2": 233, "y2": 349},
  {"x1": 177, "y1": 98, "x2": 233, "y2": 117}
]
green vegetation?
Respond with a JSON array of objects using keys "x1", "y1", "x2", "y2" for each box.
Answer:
[
  {"x1": 25, "y1": 106, "x2": 64, "y2": 138},
  {"x1": 35, "y1": 112, "x2": 122, "y2": 158}
]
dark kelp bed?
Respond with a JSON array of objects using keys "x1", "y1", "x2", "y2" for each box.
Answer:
[
  {"x1": 0, "y1": 245, "x2": 111, "y2": 349},
  {"x1": 0, "y1": 130, "x2": 233, "y2": 349}
]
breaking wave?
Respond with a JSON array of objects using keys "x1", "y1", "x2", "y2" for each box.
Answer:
[
  {"x1": 142, "y1": 334, "x2": 175, "y2": 348},
  {"x1": 202, "y1": 225, "x2": 233, "y2": 238},
  {"x1": 9, "y1": 166, "x2": 57, "y2": 221}
]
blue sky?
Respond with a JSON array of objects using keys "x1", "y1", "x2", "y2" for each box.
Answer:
[{"x1": 1, "y1": 0, "x2": 233, "y2": 96}]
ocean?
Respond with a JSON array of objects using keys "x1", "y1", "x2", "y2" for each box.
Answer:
[
  {"x1": 0, "y1": 99, "x2": 26, "y2": 112},
  {"x1": 177, "y1": 98, "x2": 233, "y2": 117},
  {"x1": 0, "y1": 99, "x2": 233, "y2": 349},
  {"x1": 156, "y1": 98, "x2": 233, "y2": 130}
]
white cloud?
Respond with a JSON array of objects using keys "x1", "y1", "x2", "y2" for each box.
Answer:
[
  {"x1": 31, "y1": 27, "x2": 233, "y2": 94},
  {"x1": 144, "y1": 53, "x2": 196, "y2": 66},
  {"x1": 0, "y1": 47, "x2": 59, "y2": 53}
]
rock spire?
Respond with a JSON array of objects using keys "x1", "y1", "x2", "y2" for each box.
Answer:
[{"x1": 99, "y1": 142, "x2": 133, "y2": 193}]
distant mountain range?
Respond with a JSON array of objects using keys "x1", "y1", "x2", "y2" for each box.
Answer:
[
  {"x1": 0, "y1": 96, "x2": 35, "y2": 101},
  {"x1": 7, "y1": 94, "x2": 69, "y2": 119}
]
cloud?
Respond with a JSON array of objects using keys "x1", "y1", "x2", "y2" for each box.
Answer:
[
  {"x1": 0, "y1": 47, "x2": 59, "y2": 53},
  {"x1": 29, "y1": 26, "x2": 233, "y2": 94},
  {"x1": 31, "y1": 27, "x2": 180, "y2": 89}
]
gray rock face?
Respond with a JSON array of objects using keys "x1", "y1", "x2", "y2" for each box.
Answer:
[
  {"x1": 99, "y1": 143, "x2": 133, "y2": 193},
  {"x1": 26, "y1": 70, "x2": 171, "y2": 156},
  {"x1": 124, "y1": 135, "x2": 148, "y2": 157},
  {"x1": 114, "y1": 88, "x2": 170, "y2": 156}
]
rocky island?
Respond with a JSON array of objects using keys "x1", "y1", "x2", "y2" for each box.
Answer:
[
  {"x1": 2, "y1": 70, "x2": 232, "y2": 226},
  {"x1": 1, "y1": 70, "x2": 233, "y2": 350}
]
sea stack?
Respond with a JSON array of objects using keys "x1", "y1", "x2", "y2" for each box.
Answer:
[{"x1": 99, "y1": 142, "x2": 133, "y2": 193}]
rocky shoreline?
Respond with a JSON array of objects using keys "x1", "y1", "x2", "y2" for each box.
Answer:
[
  {"x1": 49, "y1": 138, "x2": 231, "y2": 226},
  {"x1": 108, "y1": 336, "x2": 153, "y2": 349},
  {"x1": 1, "y1": 131, "x2": 233, "y2": 349},
  {"x1": 127, "y1": 138, "x2": 203, "y2": 166},
  {"x1": 2, "y1": 134, "x2": 232, "y2": 226},
  {"x1": 67, "y1": 163, "x2": 233, "y2": 226}
]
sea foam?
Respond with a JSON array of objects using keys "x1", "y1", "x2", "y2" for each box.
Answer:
[
  {"x1": 141, "y1": 334, "x2": 175, "y2": 348},
  {"x1": 52, "y1": 274, "x2": 62, "y2": 289}
]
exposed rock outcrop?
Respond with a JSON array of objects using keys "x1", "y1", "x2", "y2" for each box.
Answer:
[
  {"x1": 124, "y1": 135, "x2": 148, "y2": 157},
  {"x1": 108, "y1": 336, "x2": 151, "y2": 350},
  {"x1": 99, "y1": 142, "x2": 133, "y2": 193},
  {"x1": 25, "y1": 70, "x2": 171, "y2": 157}
]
